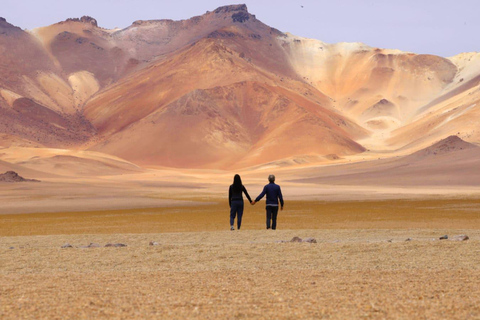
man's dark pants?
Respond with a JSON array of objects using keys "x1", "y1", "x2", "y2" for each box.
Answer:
[
  {"x1": 230, "y1": 200, "x2": 244, "y2": 229},
  {"x1": 266, "y1": 205, "x2": 279, "y2": 230}
]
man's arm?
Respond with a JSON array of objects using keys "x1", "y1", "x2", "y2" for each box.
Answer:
[
  {"x1": 255, "y1": 185, "x2": 267, "y2": 203},
  {"x1": 278, "y1": 186, "x2": 284, "y2": 209}
]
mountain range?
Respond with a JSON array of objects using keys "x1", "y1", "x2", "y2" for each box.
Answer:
[{"x1": 1, "y1": 4, "x2": 480, "y2": 171}]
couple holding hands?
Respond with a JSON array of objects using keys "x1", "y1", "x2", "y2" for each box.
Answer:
[{"x1": 228, "y1": 174, "x2": 284, "y2": 230}]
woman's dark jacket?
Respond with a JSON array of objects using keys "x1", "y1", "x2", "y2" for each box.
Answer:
[{"x1": 229, "y1": 185, "x2": 252, "y2": 207}]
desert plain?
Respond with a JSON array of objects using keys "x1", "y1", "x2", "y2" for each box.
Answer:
[{"x1": 2, "y1": 166, "x2": 480, "y2": 320}]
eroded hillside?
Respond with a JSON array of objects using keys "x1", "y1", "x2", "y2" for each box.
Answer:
[{"x1": 1, "y1": 4, "x2": 480, "y2": 169}]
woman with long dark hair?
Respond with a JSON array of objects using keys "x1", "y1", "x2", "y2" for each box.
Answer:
[{"x1": 228, "y1": 174, "x2": 252, "y2": 230}]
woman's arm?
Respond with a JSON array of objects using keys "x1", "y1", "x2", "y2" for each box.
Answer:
[
  {"x1": 228, "y1": 185, "x2": 232, "y2": 207},
  {"x1": 243, "y1": 185, "x2": 252, "y2": 203}
]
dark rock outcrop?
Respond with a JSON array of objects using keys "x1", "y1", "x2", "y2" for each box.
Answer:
[
  {"x1": 214, "y1": 4, "x2": 248, "y2": 14},
  {"x1": 207, "y1": 30, "x2": 239, "y2": 39},
  {"x1": 211, "y1": 4, "x2": 252, "y2": 23},
  {"x1": 0, "y1": 171, "x2": 40, "y2": 183},
  {"x1": 65, "y1": 16, "x2": 98, "y2": 27},
  {"x1": 0, "y1": 17, "x2": 23, "y2": 34},
  {"x1": 232, "y1": 11, "x2": 250, "y2": 23}
]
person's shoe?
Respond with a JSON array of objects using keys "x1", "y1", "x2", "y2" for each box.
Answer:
[{"x1": 230, "y1": 226, "x2": 234, "y2": 231}]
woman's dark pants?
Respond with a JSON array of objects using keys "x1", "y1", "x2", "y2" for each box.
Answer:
[
  {"x1": 266, "y1": 206, "x2": 279, "y2": 230},
  {"x1": 230, "y1": 200, "x2": 244, "y2": 229}
]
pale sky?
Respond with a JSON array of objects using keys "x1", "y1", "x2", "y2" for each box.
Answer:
[{"x1": 2, "y1": 0, "x2": 479, "y2": 57}]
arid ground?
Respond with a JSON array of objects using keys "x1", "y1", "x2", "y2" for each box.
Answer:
[{"x1": 2, "y1": 181, "x2": 480, "y2": 319}]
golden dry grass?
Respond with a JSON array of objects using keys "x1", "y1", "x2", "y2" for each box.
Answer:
[
  {"x1": 2, "y1": 199, "x2": 480, "y2": 319},
  {"x1": 2, "y1": 199, "x2": 480, "y2": 236}
]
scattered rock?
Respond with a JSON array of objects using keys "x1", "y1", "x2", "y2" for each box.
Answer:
[
  {"x1": 290, "y1": 236, "x2": 303, "y2": 243},
  {"x1": 9, "y1": 247, "x2": 14, "y2": 250},
  {"x1": 405, "y1": 238, "x2": 412, "y2": 242},
  {"x1": 149, "y1": 241, "x2": 160, "y2": 246},
  {"x1": 79, "y1": 243, "x2": 101, "y2": 248},
  {"x1": 287, "y1": 237, "x2": 317, "y2": 243},
  {"x1": 105, "y1": 243, "x2": 127, "y2": 247},
  {"x1": 387, "y1": 239, "x2": 393, "y2": 243},
  {"x1": 451, "y1": 235, "x2": 469, "y2": 241},
  {"x1": 61, "y1": 243, "x2": 73, "y2": 248},
  {"x1": 439, "y1": 235, "x2": 448, "y2": 240},
  {"x1": 88, "y1": 243, "x2": 101, "y2": 248}
]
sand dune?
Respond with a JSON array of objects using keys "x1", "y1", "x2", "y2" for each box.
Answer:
[
  {"x1": 0, "y1": 147, "x2": 142, "y2": 178},
  {"x1": 292, "y1": 136, "x2": 480, "y2": 186}
]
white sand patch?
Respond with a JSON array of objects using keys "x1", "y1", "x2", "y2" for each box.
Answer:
[
  {"x1": 0, "y1": 88, "x2": 22, "y2": 107},
  {"x1": 36, "y1": 72, "x2": 74, "y2": 113},
  {"x1": 68, "y1": 71, "x2": 100, "y2": 110}
]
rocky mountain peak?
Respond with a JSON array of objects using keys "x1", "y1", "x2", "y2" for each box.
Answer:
[
  {"x1": 211, "y1": 4, "x2": 252, "y2": 23},
  {"x1": 64, "y1": 16, "x2": 98, "y2": 27},
  {"x1": 213, "y1": 4, "x2": 248, "y2": 14},
  {"x1": 0, "y1": 17, "x2": 22, "y2": 31}
]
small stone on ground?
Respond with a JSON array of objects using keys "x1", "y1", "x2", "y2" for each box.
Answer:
[
  {"x1": 105, "y1": 243, "x2": 127, "y2": 247},
  {"x1": 451, "y1": 235, "x2": 469, "y2": 241}
]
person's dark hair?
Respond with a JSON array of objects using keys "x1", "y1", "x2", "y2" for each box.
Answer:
[
  {"x1": 268, "y1": 174, "x2": 275, "y2": 182},
  {"x1": 232, "y1": 174, "x2": 243, "y2": 193}
]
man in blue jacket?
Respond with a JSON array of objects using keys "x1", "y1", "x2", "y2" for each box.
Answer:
[{"x1": 252, "y1": 174, "x2": 284, "y2": 230}]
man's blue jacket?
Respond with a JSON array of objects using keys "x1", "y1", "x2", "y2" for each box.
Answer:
[{"x1": 255, "y1": 182, "x2": 284, "y2": 207}]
